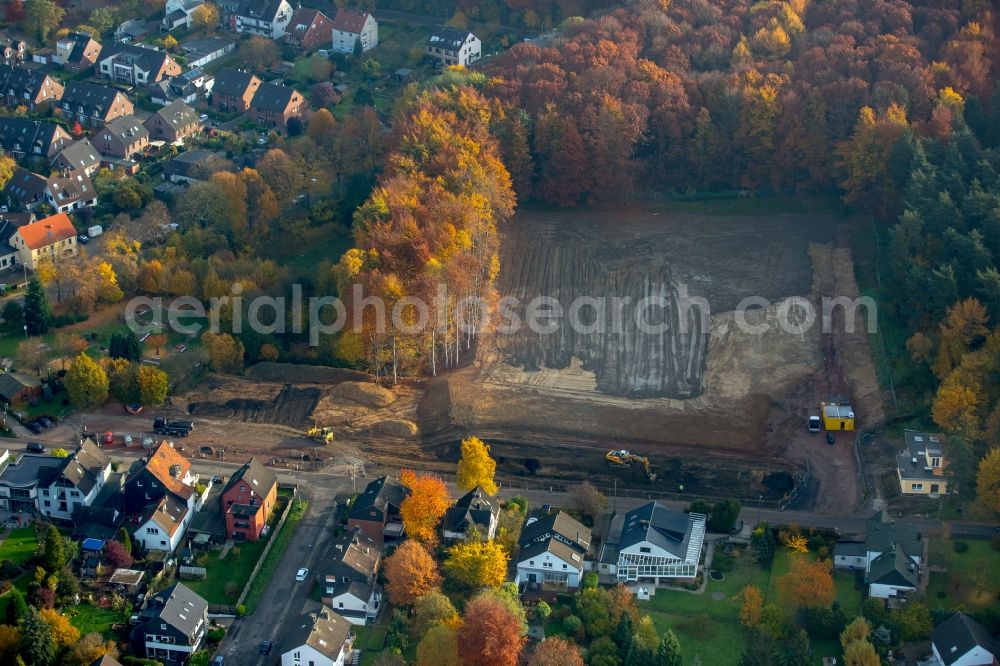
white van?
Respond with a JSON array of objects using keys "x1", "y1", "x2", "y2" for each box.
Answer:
[{"x1": 808, "y1": 416, "x2": 821, "y2": 433}]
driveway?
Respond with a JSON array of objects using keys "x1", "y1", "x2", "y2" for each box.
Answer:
[{"x1": 213, "y1": 475, "x2": 347, "y2": 665}]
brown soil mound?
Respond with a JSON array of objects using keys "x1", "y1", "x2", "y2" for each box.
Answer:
[
  {"x1": 371, "y1": 419, "x2": 420, "y2": 438},
  {"x1": 333, "y1": 381, "x2": 397, "y2": 408},
  {"x1": 247, "y1": 362, "x2": 371, "y2": 384}
]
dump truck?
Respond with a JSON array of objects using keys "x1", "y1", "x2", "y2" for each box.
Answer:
[
  {"x1": 307, "y1": 426, "x2": 334, "y2": 444},
  {"x1": 153, "y1": 416, "x2": 194, "y2": 437},
  {"x1": 606, "y1": 449, "x2": 657, "y2": 481}
]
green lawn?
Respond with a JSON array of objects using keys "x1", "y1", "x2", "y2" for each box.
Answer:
[
  {"x1": 66, "y1": 603, "x2": 121, "y2": 638},
  {"x1": 926, "y1": 538, "x2": 1000, "y2": 613},
  {"x1": 833, "y1": 570, "x2": 862, "y2": 617},
  {"x1": 0, "y1": 526, "x2": 39, "y2": 565},
  {"x1": 645, "y1": 609, "x2": 745, "y2": 666},
  {"x1": 259, "y1": 222, "x2": 352, "y2": 278},
  {"x1": 185, "y1": 538, "x2": 269, "y2": 604},
  {"x1": 243, "y1": 498, "x2": 309, "y2": 613}
]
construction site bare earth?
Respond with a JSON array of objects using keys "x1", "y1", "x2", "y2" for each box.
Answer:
[{"x1": 112, "y1": 204, "x2": 886, "y2": 514}]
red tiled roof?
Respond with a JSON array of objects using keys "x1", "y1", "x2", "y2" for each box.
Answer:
[
  {"x1": 332, "y1": 8, "x2": 371, "y2": 34},
  {"x1": 145, "y1": 441, "x2": 194, "y2": 501},
  {"x1": 16, "y1": 212, "x2": 75, "y2": 250}
]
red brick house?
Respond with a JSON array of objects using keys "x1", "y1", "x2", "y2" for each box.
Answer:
[
  {"x1": 249, "y1": 81, "x2": 308, "y2": 132},
  {"x1": 211, "y1": 68, "x2": 261, "y2": 114},
  {"x1": 220, "y1": 458, "x2": 277, "y2": 541},
  {"x1": 346, "y1": 476, "x2": 407, "y2": 543},
  {"x1": 286, "y1": 8, "x2": 334, "y2": 53}
]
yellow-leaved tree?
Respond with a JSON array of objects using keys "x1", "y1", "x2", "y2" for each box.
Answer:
[
  {"x1": 39, "y1": 608, "x2": 80, "y2": 648},
  {"x1": 456, "y1": 436, "x2": 497, "y2": 495},
  {"x1": 976, "y1": 448, "x2": 1000, "y2": 513},
  {"x1": 444, "y1": 540, "x2": 508, "y2": 589},
  {"x1": 739, "y1": 585, "x2": 763, "y2": 627}
]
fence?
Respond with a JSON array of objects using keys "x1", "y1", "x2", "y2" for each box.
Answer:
[{"x1": 234, "y1": 484, "x2": 298, "y2": 610}]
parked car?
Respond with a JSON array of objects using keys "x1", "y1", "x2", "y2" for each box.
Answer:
[
  {"x1": 826, "y1": 431, "x2": 836, "y2": 445},
  {"x1": 26, "y1": 442, "x2": 45, "y2": 453},
  {"x1": 37, "y1": 416, "x2": 53, "y2": 428},
  {"x1": 808, "y1": 415, "x2": 821, "y2": 432},
  {"x1": 199, "y1": 113, "x2": 209, "y2": 121},
  {"x1": 295, "y1": 568, "x2": 309, "y2": 582},
  {"x1": 211, "y1": 657, "x2": 225, "y2": 666},
  {"x1": 26, "y1": 421, "x2": 43, "y2": 434},
  {"x1": 212, "y1": 475, "x2": 224, "y2": 484},
  {"x1": 77, "y1": 234, "x2": 89, "y2": 244},
  {"x1": 259, "y1": 640, "x2": 273, "y2": 655}
]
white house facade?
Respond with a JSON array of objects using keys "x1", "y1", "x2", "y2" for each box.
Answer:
[
  {"x1": 133, "y1": 495, "x2": 191, "y2": 553},
  {"x1": 930, "y1": 613, "x2": 997, "y2": 666},
  {"x1": 235, "y1": 0, "x2": 293, "y2": 39},
  {"x1": 282, "y1": 606, "x2": 353, "y2": 666},
  {"x1": 515, "y1": 542, "x2": 584, "y2": 589},
  {"x1": 425, "y1": 27, "x2": 481, "y2": 67},
  {"x1": 599, "y1": 502, "x2": 706, "y2": 583},
  {"x1": 330, "y1": 9, "x2": 378, "y2": 54},
  {"x1": 326, "y1": 581, "x2": 380, "y2": 625}
]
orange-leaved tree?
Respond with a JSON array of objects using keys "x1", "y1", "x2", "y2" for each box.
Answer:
[
  {"x1": 527, "y1": 636, "x2": 585, "y2": 666},
  {"x1": 383, "y1": 541, "x2": 442, "y2": 606},
  {"x1": 400, "y1": 469, "x2": 451, "y2": 544},
  {"x1": 739, "y1": 585, "x2": 763, "y2": 627},
  {"x1": 458, "y1": 594, "x2": 526, "y2": 666},
  {"x1": 777, "y1": 556, "x2": 835, "y2": 608}
]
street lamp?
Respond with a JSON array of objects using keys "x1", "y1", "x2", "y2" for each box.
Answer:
[
  {"x1": 757, "y1": 494, "x2": 763, "y2": 526},
  {"x1": 22, "y1": 325, "x2": 27, "y2": 339}
]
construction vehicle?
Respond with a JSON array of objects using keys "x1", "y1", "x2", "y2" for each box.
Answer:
[
  {"x1": 606, "y1": 449, "x2": 657, "y2": 481},
  {"x1": 153, "y1": 416, "x2": 194, "y2": 437},
  {"x1": 307, "y1": 426, "x2": 334, "y2": 445}
]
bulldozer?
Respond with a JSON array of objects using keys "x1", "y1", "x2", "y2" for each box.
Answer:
[
  {"x1": 307, "y1": 426, "x2": 334, "y2": 445},
  {"x1": 606, "y1": 449, "x2": 657, "y2": 481}
]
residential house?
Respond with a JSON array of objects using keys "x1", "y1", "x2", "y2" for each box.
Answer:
[
  {"x1": 0, "y1": 372, "x2": 42, "y2": 404},
  {"x1": 425, "y1": 27, "x2": 481, "y2": 67},
  {"x1": 833, "y1": 511, "x2": 923, "y2": 599},
  {"x1": 162, "y1": 149, "x2": 226, "y2": 184},
  {"x1": 0, "y1": 118, "x2": 72, "y2": 158},
  {"x1": 181, "y1": 37, "x2": 235, "y2": 68},
  {"x1": 53, "y1": 32, "x2": 102, "y2": 73},
  {"x1": 5, "y1": 169, "x2": 97, "y2": 215},
  {"x1": 124, "y1": 441, "x2": 200, "y2": 552},
  {"x1": 130, "y1": 582, "x2": 208, "y2": 666},
  {"x1": 249, "y1": 81, "x2": 308, "y2": 131},
  {"x1": 151, "y1": 69, "x2": 214, "y2": 106},
  {"x1": 286, "y1": 8, "x2": 334, "y2": 53},
  {"x1": 59, "y1": 81, "x2": 134, "y2": 128},
  {"x1": 115, "y1": 19, "x2": 149, "y2": 44},
  {"x1": 515, "y1": 511, "x2": 591, "y2": 590},
  {"x1": 320, "y1": 527, "x2": 381, "y2": 624},
  {"x1": 52, "y1": 138, "x2": 102, "y2": 176},
  {"x1": 330, "y1": 9, "x2": 378, "y2": 54},
  {"x1": 281, "y1": 606, "x2": 354, "y2": 666},
  {"x1": 441, "y1": 486, "x2": 499, "y2": 541},
  {"x1": 347, "y1": 476, "x2": 406, "y2": 542},
  {"x1": 35, "y1": 440, "x2": 112, "y2": 522},
  {"x1": 597, "y1": 502, "x2": 707, "y2": 584},
  {"x1": 0, "y1": 64, "x2": 63, "y2": 111},
  {"x1": 163, "y1": 0, "x2": 205, "y2": 31},
  {"x1": 232, "y1": 0, "x2": 294, "y2": 39},
  {"x1": 897, "y1": 429, "x2": 949, "y2": 496},
  {"x1": 8, "y1": 211, "x2": 79, "y2": 268},
  {"x1": 89, "y1": 655, "x2": 125, "y2": 666},
  {"x1": 220, "y1": 457, "x2": 277, "y2": 541},
  {"x1": 98, "y1": 44, "x2": 181, "y2": 86},
  {"x1": 931, "y1": 612, "x2": 997, "y2": 666},
  {"x1": 211, "y1": 68, "x2": 261, "y2": 113},
  {"x1": 94, "y1": 115, "x2": 149, "y2": 160},
  {"x1": 0, "y1": 441, "x2": 111, "y2": 519},
  {"x1": 144, "y1": 100, "x2": 202, "y2": 143},
  {"x1": 0, "y1": 224, "x2": 17, "y2": 271}
]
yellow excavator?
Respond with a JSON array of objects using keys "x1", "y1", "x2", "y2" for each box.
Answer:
[
  {"x1": 307, "y1": 426, "x2": 334, "y2": 444},
  {"x1": 606, "y1": 449, "x2": 657, "y2": 481}
]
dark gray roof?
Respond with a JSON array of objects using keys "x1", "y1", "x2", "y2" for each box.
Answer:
[
  {"x1": 58, "y1": 439, "x2": 111, "y2": 495},
  {"x1": 147, "y1": 99, "x2": 199, "y2": 132},
  {"x1": 283, "y1": 606, "x2": 352, "y2": 660},
  {"x1": 104, "y1": 115, "x2": 149, "y2": 144},
  {"x1": 904, "y1": 430, "x2": 944, "y2": 457},
  {"x1": 222, "y1": 457, "x2": 277, "y2": 497},
  {"x1": 64, "y1": 33, "x2": 101, "y2": 64},
  {"x1": 0, "y1": 372, "x2": 33, "y2": 400},
  {"x1": 212, "y1": 68, "x2": 259, "y2": 97},
  {"x1": 867, "y1": 547, "x2": 918, "y2": 588},
  {"x1": 932, "y1": 613, "x2": 997, "y2": 666},
  {"x1": 238, "y1": 0, "x2": 287, "y2": 21},
  {"x1": 427, "y1": 26, "x2": 476, "y2": 51},
  {"x1": 250, "y1": 81, "x2": 299, "y2": 112},
  {"x1": 620, "y1": 502, "x2": 691, "y2": 558},
  {"x1": 0, "y1": 118, "x2": 71, "y2": 156},
  {"x1": 518, "y1": 536, "x2": 585, "y2": 569},
  {"x1": 100, "y1": 43, "x2": 173, "y2": 74},
  {"x1": 833, "y1": 540, "x2": 866, "y2": 558},
  {"x1": 0, "y1": 453, "x2": 64, "y2": 488},
  {"x1": 442, "y1": 486, "x2": 497, "y2": 534},
  {"x1": 519, "y1": 510, "x2": 590, "y2": 551},
  {"x1": 54, "y1": 138, "x2": 100, "y2": 172},
  {"x1": 144, "y1": 582, "x2": 207, "y2": 636},
  {"x1": 865, "y1": 511, "x2": 920, "y2": 558},
  {"x1": 0, "y1": 64, "x2": 58, "y2": 98},
  {"x1": 61, "y1": 81, "x2": 127, "y2": 117},
  {"x1": 348, "y1": 476, "x2": 406, "y2": 520}
]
